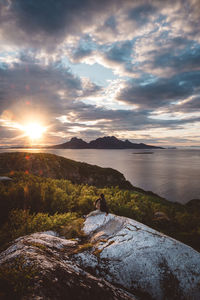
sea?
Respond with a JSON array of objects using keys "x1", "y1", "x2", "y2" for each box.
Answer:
[{"x1": 0, "y1": 148, "x2": 200, "y2": 204}]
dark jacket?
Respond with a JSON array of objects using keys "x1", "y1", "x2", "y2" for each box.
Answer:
[{"x1": 95, "y1": 196, "x2": 109, "y2": 214}]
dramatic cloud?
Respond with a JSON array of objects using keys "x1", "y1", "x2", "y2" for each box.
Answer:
[
  {"x1": 0, "y1": 0, "x2": 119, "y2": 49},
  {"x1": 0, "y1": 0, "x2": 200, "y2": 146},
  {"x1": 118, "y1": 71, "x2": 200, "y2": 109}
]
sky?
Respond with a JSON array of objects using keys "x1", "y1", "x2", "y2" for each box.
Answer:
[{"x1": 0, "y1": 0, "x2": 200, "y2": 147}]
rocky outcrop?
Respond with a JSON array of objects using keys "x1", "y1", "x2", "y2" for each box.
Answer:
[
  {"x1": 1, "y1": 213, "x2": 200, "y2": 300},
  {"x1": 0, "y1": 176, "x2": 13, "y2": 181},
  {"x1": 75, "y1": 212, "x2": 200, "y2": 300},
  {"x1": 0, "y1": 232, "x2": 135, "y2": 300}
]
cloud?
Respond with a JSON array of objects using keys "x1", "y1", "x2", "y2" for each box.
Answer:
[
  {"x1": 67, "y1": 34, "x2": 97, "y2": 63},
  {"x1": 104, "y1": 16, "x2": 117, "y2": 32},
  {"x1": 72, "y1": 47, "x2": 93, "y2": 62},
  {"x1": 88, "y1": 1, "x2": 200, "y2": 77},
  {"x1": 127, "y1": 3, "x2": 157, "y2": 25},
  {"x1": 176, "y1": 95, "x2": 200, "y2": 112},
  {"x1": 105, "y1": 40, "x2": 133, "y2": 64},
  {"x1": 134, "y1": 37, "x2": 200, "y2": 77},
  {"x1": 0, "y1": 0, "x2": 120, "y2": 49},
  {"x1": 1, "y1": 0, "x2": 200, "y2": 146},
  {"x1": 1, "y1": 53, "x2": 199, "y2": 146},
  {"x1": 117, "y1": 71, "x2": 200, "y2": 109},
  {"x1": 153, "y1": 44, "x2": 200, "y2": 74},
  {"x1": 0, "y1": 56, "x2": 101, "y2": 130}
]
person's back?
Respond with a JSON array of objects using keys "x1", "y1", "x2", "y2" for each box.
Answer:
[{"x1": 95, "y1": 193, "x2": 109, "y2": 215}]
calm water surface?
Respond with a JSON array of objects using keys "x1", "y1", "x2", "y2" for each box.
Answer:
[{"x1": 1, "y1": 148, "x2": 200, "y2": 204}]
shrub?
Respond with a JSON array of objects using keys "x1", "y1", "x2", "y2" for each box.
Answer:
[
  {"x1": 0, "y1": 209, "x2": 83, "y2": 250},
  {"x1": 0, "y1": 256, "x2": 38, "y2": 299}
]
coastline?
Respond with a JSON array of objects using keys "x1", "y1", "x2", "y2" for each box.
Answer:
[{"x1": 0, "y1": 148, "x2": 200, "y2": 204}]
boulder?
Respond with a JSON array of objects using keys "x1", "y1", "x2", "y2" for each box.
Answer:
[
  {"x1": 0, "y1": 232, "x2": 135, "y2": 300},
  {"x1": 75, "y1": 211, "x2": 200, "y2": 300},
  {"x1": 1, "y1": 212, "x2": 200, "y2": 300},
  {"x1": 0, "y1": 176, "x2": 13, "y2": 181}
]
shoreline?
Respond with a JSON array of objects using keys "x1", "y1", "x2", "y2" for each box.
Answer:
[{"x1": 0, "y1": 150, "x2": 199, "y2": 205}]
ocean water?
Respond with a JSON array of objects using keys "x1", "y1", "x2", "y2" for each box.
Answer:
[{"x1": 1, "y1": 148, "x2": 200, "y2": 204}]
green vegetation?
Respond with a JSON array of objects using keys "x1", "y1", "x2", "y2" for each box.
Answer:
[
  {"x1": 0, "y1": 207, "x2": 84, "y2": 250},
  {"x1": 0, "y1": 170, "x2": 200, "y2": 252},
  {"x1": 0, "y1": 256, "x2": 38, "y2": 299}
]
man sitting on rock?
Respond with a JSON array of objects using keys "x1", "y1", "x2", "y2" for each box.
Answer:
[{"x1": 95, "y1": 193, "x2": 109, "y2": 215}]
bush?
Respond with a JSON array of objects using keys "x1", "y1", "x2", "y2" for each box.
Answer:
[
  {"x1": 0, "y1": 256, "x2": 38, "y2": 299},
  {"x1": 0, "y1": 209, "x2": 83, "y2": 250}
]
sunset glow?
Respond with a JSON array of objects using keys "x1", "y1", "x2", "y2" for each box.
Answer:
[
  {"x1": 23, "y1": 123, "x2": 46, "y2": 141},
  {"x1": 0, "y1": 0, "x2": 200, "y2": 147}
]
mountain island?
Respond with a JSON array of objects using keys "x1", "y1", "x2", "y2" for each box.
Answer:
[{"x1": 50, "y1": 136, "x2": 164, "y2": 149}]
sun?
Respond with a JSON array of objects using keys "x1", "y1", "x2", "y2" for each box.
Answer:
[{"x1": 23, "y1": 123, "x2": 46, "y2": 140}]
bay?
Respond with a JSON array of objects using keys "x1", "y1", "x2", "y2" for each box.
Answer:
[{"x1": 0, "y1": 148, "x2": 200, "y2": 204}]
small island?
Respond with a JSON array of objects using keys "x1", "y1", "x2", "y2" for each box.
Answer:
[{"x1": 133, "y1": 152, "x2": 154, "y2": 154}]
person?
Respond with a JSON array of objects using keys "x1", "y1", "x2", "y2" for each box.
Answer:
[{"x1": 95, "y1": 193, "x2": 109, "y2": 215}]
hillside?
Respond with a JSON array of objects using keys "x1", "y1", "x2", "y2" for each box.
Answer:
[
  {"x1": 0, "y1": 152, "x2": 132, "y2": 190},
  {"x1": 0, "y1": 168, "x2": 199, "y2": 252},
  {"x1": 50, "y1": 136, "x2": 164, "y2": 149}
]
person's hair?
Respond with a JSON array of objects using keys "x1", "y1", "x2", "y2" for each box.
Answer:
[{"x1": 100, "y1": 193, "x2": 104, "y2": 198}]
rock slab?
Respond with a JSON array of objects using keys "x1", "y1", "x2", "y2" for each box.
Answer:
[
  {"x1": 76, "y1": 211, "x2": 200, "y2": 300},
  {"x1": 1, "y1": 213, "x2": 200, "y2": 300},
  {"x1": 0, "y1": 232, "x2": 135, "y2": 300}
]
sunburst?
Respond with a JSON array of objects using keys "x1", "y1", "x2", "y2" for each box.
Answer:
[{"x1": 23, "y1": 123, "x2": 46, "y2": 140}]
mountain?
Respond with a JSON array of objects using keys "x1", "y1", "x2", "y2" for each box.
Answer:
[
  {"x1": 52, "y1": 137, "x2": 88, "y2": 149},
  {"x1": 1, "y1": 212, "x2": 200, "y2": 299},
  {"x1": 50, "y1": 136, "x2": 164, "y2": 149}
]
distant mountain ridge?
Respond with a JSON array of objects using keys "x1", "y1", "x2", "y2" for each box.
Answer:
[{"x1": 50, "y1": 136, "x2": 164, "y2": 149}]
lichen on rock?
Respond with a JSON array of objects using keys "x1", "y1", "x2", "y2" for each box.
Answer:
[
  {"x1": 0, "y1": 232, "x2": 136, "y2": 300},
  {"x1": 75, "y1": 211, "x2": 200, "y2": 300},
  {"x1": 1, "y1": 212, "x2": 200, "y2": 300}
]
